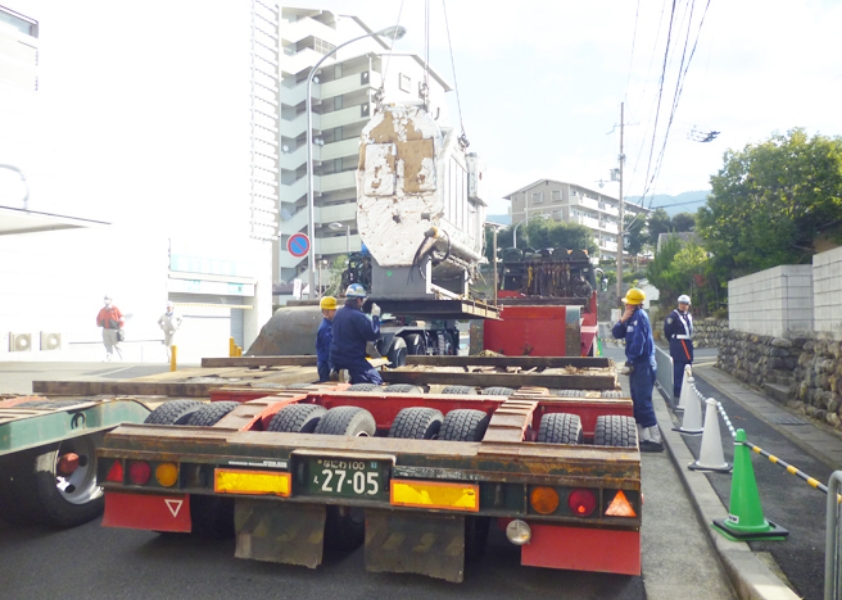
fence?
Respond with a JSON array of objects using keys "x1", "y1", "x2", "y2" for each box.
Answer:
[{"x1": 654, "y1": 346, "x2": 674, "y2": 398}]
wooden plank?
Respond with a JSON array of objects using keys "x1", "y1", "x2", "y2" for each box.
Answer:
[
  {"x1": 380, "y1": 371, "x2": 616, "y2": 390},
  {"x1": 33, "y1": 381, "x2": 229, "y2": 398},
  {"x1": 202, "y1": 356, "x2": 318, "y2": 368},
  {"x1": 406, "y1": 356, "x2": 611, "y2": 369}
]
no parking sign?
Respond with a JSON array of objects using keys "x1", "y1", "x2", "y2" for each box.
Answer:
[{"x1": 287, "y1": 233, "x2": 310, "y2": 258}]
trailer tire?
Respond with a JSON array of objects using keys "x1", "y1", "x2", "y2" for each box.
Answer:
[
  {"x1": 347, "y1": 383, "x2": 381, "y2": 392},
  {"x1": 388, "y1": 407, "x2": 443, "y2": 439},
  {"x1": 594, "y1": 415, "x2": 637, "y2": 447},
  {"x1": 186, "y1": 402, "x2": 240, "y2": 427},
  {"x1": 387, "y1": 337, "x2": 408, "y2": 368},
  {"x1": 382, "y1": 384, "x2": 423, "y2": 394},
  {"x1": 439, "y1": 409, "x2": 490, "y2": 442},
  {"x1": 15, "y1": 400, "x2": 90, "y2": 409},
  {"x1": 537, "y1": 413, "x2": 583, "y2": 445},
  {"x1": 267, "y1": 404, "x2": 326, "y2": 433},
  {"x1": 405, "y1": 333, "x2": 426, "y2": 356},
  {"x1": 600, "y1": 391, "x2": 623, "y2": 399},
  {"x1": 285, "y1": 383, "x2": 315, "y2": 390},
  {"x1": 441, "y1": 385, "x2": 476, "y2": 395},
  {"x1": 554, "y1": 390, "x2": 586, "y2": 398},
  {"x1": 480, "y1": 387, "x2": 515, "y2": 396},
  {"x1": 0, "y1": 433, "x2": 105, "y2": 528},
  {"x1": 314, "y1": 406, "x2": 376, "y2": 437},
  {"x1": 144, "y1": 400, "x2": 203, "y2": 425},
  {"x1": 325, "y1": 505, "x2": 365, "y2": 551}
]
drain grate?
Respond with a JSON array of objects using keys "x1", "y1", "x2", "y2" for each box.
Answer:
[{"x1": 767, "y1": 413, "x2": 808, "y2": 426}]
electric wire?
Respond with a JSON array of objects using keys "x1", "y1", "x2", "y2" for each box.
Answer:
[
  {"x1": 623, "y1": 0, "x2": 642, "y2": 102},
  {"x1": 379, "y1": 0, "x2": 407, "y2": 104}
]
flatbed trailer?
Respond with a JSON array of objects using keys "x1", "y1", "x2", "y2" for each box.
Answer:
[
  {"x1": 0, "y1": 394, "x2": 150, "y2": 527},
  {"x1": 92, "y1": 355, "x2": 643, "y2": 582}
]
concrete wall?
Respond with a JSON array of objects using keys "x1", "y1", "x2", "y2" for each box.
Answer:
[
  {"x1": 728, "y1": 265, "x2": 813, "y2": 337},
  {"x1": 812, "y1": 246, "x2": 842, "y2": 333}
]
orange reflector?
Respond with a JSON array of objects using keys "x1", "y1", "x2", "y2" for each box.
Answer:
[
  {"x1": 214, "y1": 469, "x2": 291, "y2": 497},
  {"x1": 155, "y1": 463, "x2": 179, "y2": 487},
  {"x1": 105, "y1": 460, "x2": 124, "y2": 483},
  {"x1": 530, "y1": 486, "x2": 560, "y2": 515},
  {"x1": 605, "y1": 490, "x2": 636, "y2": 517},
  {"x1": 390, "y1": 480, "x2": 479, "y2": 512}
]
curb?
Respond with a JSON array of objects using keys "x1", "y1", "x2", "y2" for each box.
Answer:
[{"x1": 653, "y1": 389, "x2": 801, "y2": 600}]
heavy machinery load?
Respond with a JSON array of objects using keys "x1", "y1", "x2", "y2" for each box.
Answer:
[
  {"x1": 482, "y1": 247, "x2": 600, "y2": 357},
  {"x1": 88, "y1": 354, "x2": 642, "y2": 582},
  {"x1": 356, "y1": 103, "x2": 488, "y2": 306}
]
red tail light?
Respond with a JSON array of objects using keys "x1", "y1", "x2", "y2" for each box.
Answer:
[
  {"x1": 568, "y1": 489, "x2": 597, "y2": 517},
  {"x1": 105, "y1": 460, "x2": 124, "y2": 483},
  {"x1": 128, "y1": 461, "x2": 151, "y2": 485}
]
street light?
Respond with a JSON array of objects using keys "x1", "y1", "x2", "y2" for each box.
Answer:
[
  {"x1": 512, "y1": 213, "x2": 550, "y2": 249},
  {"x1": 485, "y1": 221, "x2": 506, "y2": 306},
  {"x1": 329, "y1": 222, "x2": 351, "y2": 253},
  {"x1": 307, "y1": 25, "x2": 407, "y2": 298}
]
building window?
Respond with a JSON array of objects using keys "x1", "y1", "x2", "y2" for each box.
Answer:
[
  {"x1": 551, "y1": 190, "x2": 562, "y2": 201},
  {"x1": 552, "y1": 210, "x2": 562, "y2": 220},
  {"x1": 399, "y1": 73, "x2": 411, "y2": 93},
  {"x1": 531, "y1": 192, "x2": 544, "y2": 204}
]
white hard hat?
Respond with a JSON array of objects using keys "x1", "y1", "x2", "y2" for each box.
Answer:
[
  {"x1": 345, "y1": 283, "x2": 367, "y2": 298},
  {"x1": 678, "y1": 295, "x2": 691, "y2": 305},
  {"x1": 166, "y1": 301, "x2": 174, "y2": 307}
]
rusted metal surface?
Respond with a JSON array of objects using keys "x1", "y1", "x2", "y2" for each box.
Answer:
[
  {"x1": 365, "y1": 508, "x2": 466, "y2": 583},
  {"x1": 365, "y1": 298, "x2": 500, "y2": 320},
  {"x1": 380, "y1": 370, "x2": 617, "y2": 391},
  {"x1": 235, "y1": 499, "x2": 326, "y2": 568},
  {"x1": 482, "y1": 400, "x2": 537, "y2": 443},
  {"x1": 202, "y1": 356, "x2": 318, "y2": 368},
  {"x1": 406, "y1": 355, "x2": 611, "y2": 368}
]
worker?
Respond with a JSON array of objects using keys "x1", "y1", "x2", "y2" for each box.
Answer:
[
  {"x1": 330, "y1": 283, "x2": 383, "y2": 385},
  {"x1": 612, "y1": 288, "x2": 663, "y2": 452},
  {"x1": 316, "y1": 296, "x2": 337, "y2": 382},
  {"x1": 664, "y1": 294, "x2": 694, "y2": 400}
]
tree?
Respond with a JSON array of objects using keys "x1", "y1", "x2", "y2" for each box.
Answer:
[
  {"x1": 671, "y1": 212, "x2": 695, "y2": 232},
  {"x1": 624, "y1": 213, "x2": 646, "y2": 257},
  {"x1": 697, "y1": 128, "x2": 842, "y2": 277},
  {"x1": 524, "y1": 219, "x2": 598, "y2": 255},
  {"x1": 647, "y1": 208, "x2": 671, "y2": 247},
  {"x1": 646, "y1": 237, "x2": 713, "y2": 315}
]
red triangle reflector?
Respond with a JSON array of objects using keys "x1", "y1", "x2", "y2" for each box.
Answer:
[
  {"x1": 105, "y1": 460, "x2": 124, "y2": 483},
  {"x1": 605, "y1": 490, "x2": 636, "y2": 517}
]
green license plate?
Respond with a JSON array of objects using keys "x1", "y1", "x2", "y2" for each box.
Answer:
[{"x1": 305, "y1": 457, "x2": 384, "y2": 499}]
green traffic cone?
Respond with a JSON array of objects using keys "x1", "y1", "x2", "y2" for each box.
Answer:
[{"x1": 712, "y1": 429, "x2": 788, "y2": 541}]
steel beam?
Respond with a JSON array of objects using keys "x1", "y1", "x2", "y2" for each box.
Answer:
[
  {"x1": 405, "y1": 356, "x2": 611, "y2": 368},
  {"x1": 381, "y1": 371, "x2": 617, "y2": 390}
]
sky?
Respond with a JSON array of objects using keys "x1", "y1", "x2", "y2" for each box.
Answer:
[{"x1": 5, "y1": 0, "x2": 842, "y2": 222}]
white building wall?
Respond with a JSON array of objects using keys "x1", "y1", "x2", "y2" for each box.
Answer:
[
  {"x1": 728, "y1": 265, "x2": 813, "y2": 337},
  {"x1": 811, "y1": 246, "x2": 842, "y2": 333}
]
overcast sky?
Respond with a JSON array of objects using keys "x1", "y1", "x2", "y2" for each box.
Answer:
[{"x1": 7, "y1": 0, "x2": 842, "y2": 220}]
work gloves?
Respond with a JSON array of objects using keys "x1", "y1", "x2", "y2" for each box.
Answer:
[{"x1": 371, "y1": 303, "x2": 381, "y2": 318}]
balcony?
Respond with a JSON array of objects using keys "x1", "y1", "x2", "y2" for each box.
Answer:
[
  {"x1": 320, "y1": 170, "x2": 355, "y2": 193},
  {"x1": 320, "y1": 70, "x2": 381, "y2": 99},
  {"x1": 320, "y1": 103, "x2": 371, "y2": 130},
  {"x1": 283, "y1": 17, "x2": 337, "y2": 48},
  {"x1": 570, "y1": 196, "x2": 620, "y2": 217},
  {"x1": 278, "y1": 200, "x2": 359, "y2": 238},
  {"x1": 320, "y1": 137, "x2": 360, "y2": 162},
  {"x1": 281, "y1": 110, "x2": 321, "y2": 138},
  {"x1": 281, "y1": 48, "x2": 328, "y2": 78}
]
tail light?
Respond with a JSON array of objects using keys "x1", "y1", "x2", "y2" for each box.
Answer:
[
  {"x1": 128, "y1": 461, "x2": 151, "y2": 485},
  {"x1": 568, "y1": 488, "x2": 596, "y2": 517},
  {"x1": 530, "y1": 487, "x2": 560, "y2": 515},
  {"x1": 105, "y1": 460, "x2": 124, "y2": 483},
  {"x1": 155, "y1": 463, "x2": 179, "y2": 487}
]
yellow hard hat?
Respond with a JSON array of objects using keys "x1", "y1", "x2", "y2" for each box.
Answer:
[
  {"x1": 319, "y1": 296, "x2": 337, "y2": 310},
  {"x1": 622, "y1": 288, "x2": 646, "y2": 305}
]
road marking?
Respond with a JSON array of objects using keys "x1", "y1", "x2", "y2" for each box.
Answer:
[{"x1": 165, "y1": 499, "x2": 183, "y2": 517}]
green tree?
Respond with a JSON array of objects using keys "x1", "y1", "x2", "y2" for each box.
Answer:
[
  {"x1": 624, "y1": 213, "x2": 646, "y2": 259},
  {"x1": 697, "y1": 128, "x2": 842, "y2": 277},
  {"x1": 524, "y1": 219, "x2": 598, "y2": 255},
  {"x1": 647, "y1": 208, "x2": 671, "y2": 247},
  {"x1": 646, "y1": 237, "x2": 713, "y2": 315},
  {"x1": 671, "y1": 212, "x2": 696, "y2": 232}
]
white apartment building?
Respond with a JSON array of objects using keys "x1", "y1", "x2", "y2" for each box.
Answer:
[
  {"x1": 0, "y1": 2, "x2": 280, "y2": 363},
  {"x1": 277, "y1": 8, "x2": 451, "y2": 285},
  {"x1": 504, "y1": 179, "x2": 651, "y2": 260}
]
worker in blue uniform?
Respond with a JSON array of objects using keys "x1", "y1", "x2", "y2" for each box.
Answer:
[
  {"x1": 612, "y1": 288, "x2": 663, "y2": 452},
  {"x1": 330, "y1": 283, "x2": 383, "y2": 385},
  {"x1": 316, "y1": 296, "x2": 337, "y2": 382},
  {"x1": 663, "y1": 294, "x2": 694, "y2": 400}
]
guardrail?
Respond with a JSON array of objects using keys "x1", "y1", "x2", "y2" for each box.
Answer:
[{"x1": 654, "y1": 346, "x2": 674, "y2": 399}]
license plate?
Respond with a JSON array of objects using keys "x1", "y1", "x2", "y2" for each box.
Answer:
[{"x1": 305, "y1": 457, "x2": 384, "y2": 499}]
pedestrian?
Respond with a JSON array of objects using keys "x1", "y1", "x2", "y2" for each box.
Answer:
[
  {"x1": 612, "y1": 288, "x2": 663, "y2": 452},
  {"x1": 664, "y1": 294, "x2": 694, "y2": 401},
  {"x1": 330, "y1": 284, "x2": 382, "y2": 385},
  {"x1": 316, "y1": 296, "x2": 337, "y2": 382},
  {"x1": 158, "y1": 301, "x2": 183, "y2": 361},
  {"x1": 96, "y1": 295, "x2": 124, "y2": 361}
]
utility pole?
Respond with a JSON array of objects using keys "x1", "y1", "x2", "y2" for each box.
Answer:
[{"x1": 616, "y1": 102, "x2": 625, "y2": 299}]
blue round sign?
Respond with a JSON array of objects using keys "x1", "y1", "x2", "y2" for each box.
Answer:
[{"x1": 287, "y1": 233, "x2": 310, "y2": 258}]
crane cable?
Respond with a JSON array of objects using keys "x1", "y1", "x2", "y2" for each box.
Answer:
[
  {"x1": 377, "y1": 0, "x2": 407, "y2": 112},
  {"x1": 441, "y1": 0, "x2": 469, "y2": 148}
]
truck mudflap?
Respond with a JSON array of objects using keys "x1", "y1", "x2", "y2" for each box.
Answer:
[
  {"x1": 365, "y1": 508, "x2": 467, "y2": 583},
  {"x1": 103, "y1": 491, "x2": 191, "y2": 533},
  {"x1": 517, "y1": 520, "x2": 641, "y2": 576},
  {"x1": 235, "y1": 500, "x2": 327, "y2": 569}
]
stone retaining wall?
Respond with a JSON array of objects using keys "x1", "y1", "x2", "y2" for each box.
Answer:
[
  {"x1": 716, "y1": 330, "x2": 842, "y2": 429},
  {"x1": 693, "y1": 318, "x2": 728, "y2": 349}
]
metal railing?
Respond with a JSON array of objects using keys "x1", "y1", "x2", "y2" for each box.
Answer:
[
  {"x1": 828, "y1": 472, "x2": 842, "y2": 599},
  {"x1": 654, "y1": 346, "x2": 674, "y2": 398}
]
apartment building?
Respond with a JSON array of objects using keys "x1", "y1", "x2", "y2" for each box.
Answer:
[
  {"x1": 277, "y1": 8, "x2": 451, "y2": 285},
  {"x1": 504, "y1": 179, "x2": 651, "y2": 260}
]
